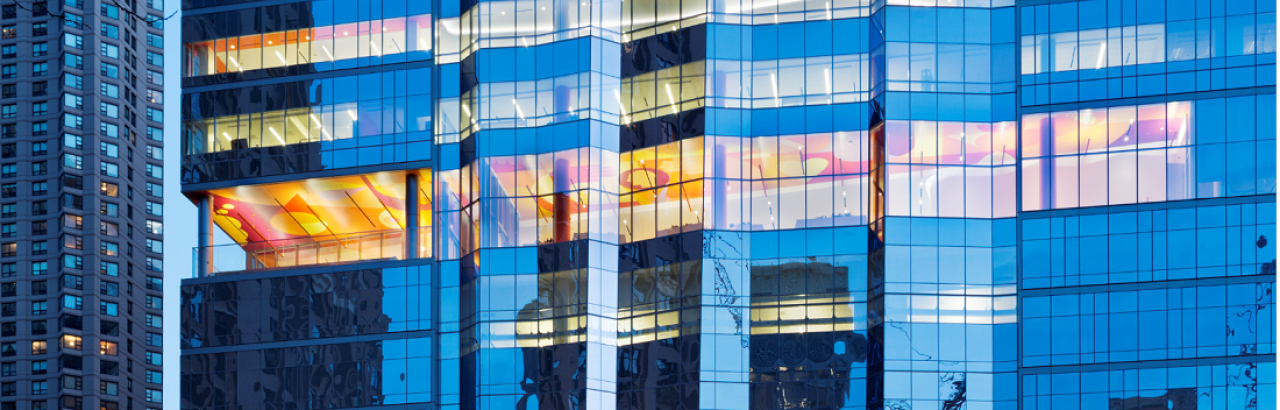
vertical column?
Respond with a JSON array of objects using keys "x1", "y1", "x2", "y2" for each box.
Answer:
[
  {"x1": 406, "y1": 172, "x2": 421, "y2": 259},
  {"x1": 197, "y1": 195, "x2": 213, "y2": 276},
  {"x1": 867, "y1": 4, "x2": 1020, "y2": 410}
]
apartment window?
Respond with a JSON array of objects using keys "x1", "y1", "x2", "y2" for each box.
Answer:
[
  {"x1": 100, "y1": 43, "x2": 118, "y2": 59},
  {"x1": 145, "y1": 314, "x2": 160, "y2": 328},
  {"x1": 61, "y1": 295, "x2": 80, "y2": 310},
  {"x1": 146, "y1": 89, "x2": 162, "y2": 104},
  {"x1": 63, "y1": 113, "x2": 82, "y2": 129},
  {"x1": 99, "y1": 102, "x2": 118, "y2": 118},
  {"x1": 30, "y1": 340, "x2": 45, "y2": 354},
  {"x1": 30, "y1": 241, "x2": 44, "y2": 255},
  {"x1": 0, "y1": 184, "x2": 11, "y2": 198},
  {"x1": 32, "y1": 221, "x2": 45, "y2": 235},
  {"x1": 0, "y1": 343, "x2": 11, "y2": 357},
  {"x1": 145, "y1": 389, "x2": 162, "y2": 403},
  {"x1": 0, "y1": 283, "x2": 11, "y2": 296},
  {"x1": 30, "y1": 262, "x2": 45, "y2": 275},
  {"x1": 145, "y1": 257, "x2": 161, "y2": 272},
  {"x1": 31, "y1": 381, "x2": 46, "y2": 395},
  {"x1": 146, "y1": 70, "x2": 162, "y2": 85},
  {"x1": 32, "y1": 22, "x2": 47, "y2": 36},
  {"x1": 32, "y1": 82, "x2": 48, "y2": 97},
  {"x1": 0, "y1": 363, "x2": 11, "y2": 377},
  {"x1": 0, "y1": 105, "x2": 12, "y2": 119},
  {"x1": 31, "y1": 161, "x2": 45, "y2": 176},
  {"x1": 0, "y1": 65, "x2": 11, "y2": 79},
  {"x1": 145, "y1": 295, "x2": 160, "y2": 309},
  {"x1": 62, "y1": 214, "x2": 80, "y2": 230},
  {"x1": 145, "y1": 182, "x2": 161, "y2": 197},
  {"x1": 0, "y1": 322, "x2": 12, "y2": 336},
  {"x1": 31, "y1": 301, "x2": 45, "y2": 315},
  {"x1": 32, "y1": 42, "x2": 47, "y2": 57},
  {"x1": 0, "y1": 224, "x2": 11, "y2": 238},
  {"x1": 98, "y1": 301, "x2": 117, "y2": 316},
  {"x1": 100, "y1": 23, "x2": 118, "y2": 39},
  {"x1": 31, "y1": 102, "x2": 46, "y2": 116},
  {"x1": 146, "y1": 107, "x2": 162, "y2": 122},
  {"x1": 31, "y1": 142, "x2": 45, "y2": 155},
  {"x1": 1, "y1": 382, "x2": 13, "y2": 396},
  {"x1": 61, "y1": 276, "x2": 81, "y2": 293},
  {"x1": 0, "y1": 165, "x2": 11, "y2": 178},
  {"x1": 0, "y1": 303, "x2": 12, "y2": 316},
  {"x1": 145, "y1": 276, "x2": 161, "y2": 291},
  {"x1": 0, "y1": 46, "x2": 12, "y2": 59},
  {"x1": 0, "y1": 25, "x2": 13, "y2": 39},
  {"x1": 100, "y1": 142, "x2": 118, "y2": 157},
  {"x1": 100, "y1": 261, "x2": 117, "y2": 276},
  {"x1": 32, "y1": 181, "x2": 46, "y2": 196},
  {"x1": 32, "y1": 62, "x2": 47, "y2": 76},
  {"x1": 0, "y1": 204, "x2": 12, "y2": 218},
  {"x1": 0, "y1": 125, "x2": 9, "y2": 139},
  {"x1": 61, "y1": 254, "x2": 81, "y2": 269},
  {"x1": 63, "y1": 73, "x2": 82, "y2": 90},
  {"x1": 99, "y1": 241, "x2": 117, "y2": 256},
  {"x1": 145, "y1": 201, "x2": 160, "y2": 216},
  {"x1": 100, "y1": 62, "x2": 117, "y2": 78},
  {"x1": 100, "y1": 361, "x2": 118, "y2": 375},
  {"x1": 31, "y1": 361, "x2": 45, "y2": 375},
  {"x1": 0, "y1": 243, "x2": 12, "y2": 257},
  {"x1": 101, "y1": 182, "x2": 118, "y2": 198},
  {"x1": 146, "y1": 126, "x2": 162, "y2": 141},
  {"x1": 99, "y1": 341, "x2": 116, "y2": 355},
  {"x1": 63, "y1": 93, "x2": 83, "y2": 109},
  {"x1": 30, "y1": 200, "x2": 45, "y2": 215},
  {"x1": 60, "y1": 376, "x2": 81, "y2": 391},
  {"x1": 0, "y1": 85, "x2": 9, "y2": 98},
  {"x1": 100, "y1": 122, "x2": 118, "y2": 138},
  {"x1": 145, "y1": 239, "x2": 161, "y2": 253},
  {"x1": 100, "y1": 4, "x2": 118, "y2": 19},
  {"x1": 99, "y1": 162, "x2": 118, "y2": 177},
  {"x1": 0, "y1": 6, "x2": 12, "y2": 19},
  {"x1": 146, "y1": 145, "x2": 162, "y2": 160},
  {"x1": 64, "y1": 13, "x2": 82, "y2": 28},
  {"x1": 63, "y1": 33, "x2": 82, "y2": 49},
  {"x1": 100, "y1": 83, "x2": 118, "y2": 98},
  {"x1": 31, "y1": 121, "x2": 46, "y2": 135},
  {"x1": 64, "y1": 53, "x2": 82, "y2": 69}
]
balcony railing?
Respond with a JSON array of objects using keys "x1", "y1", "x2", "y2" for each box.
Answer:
[{"x1": 193, "y1": 230, "x2": 414, "y2": 276}]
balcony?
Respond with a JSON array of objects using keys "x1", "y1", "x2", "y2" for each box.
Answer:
[
  {"x1": 195, "y1": 229, "x2": 429, "y2": 275},
  {"x1": 189, "y1": 169, "x2": 432, "y2": 276}
]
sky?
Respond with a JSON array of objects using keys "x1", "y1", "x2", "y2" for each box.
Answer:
[{"x1": 161, "y1": 3, "x2": 190, "y2": 405}]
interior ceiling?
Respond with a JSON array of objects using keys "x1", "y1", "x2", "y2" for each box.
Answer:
[{"x1": 204, "y1": 170, "x2": 432, "y2": 245}]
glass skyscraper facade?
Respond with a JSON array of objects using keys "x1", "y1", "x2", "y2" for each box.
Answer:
[{"x1": 178, "y1": 0, "x2": 1276, "y2": 407}]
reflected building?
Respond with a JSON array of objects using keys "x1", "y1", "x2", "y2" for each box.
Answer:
[{"x1": 179, "y1": 0, "x2": 1276, "y2": 407}]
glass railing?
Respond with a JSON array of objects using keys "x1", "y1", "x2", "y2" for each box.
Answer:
[{"x1": 193, "y1": 229, "x2": 427, "y2": 276}]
